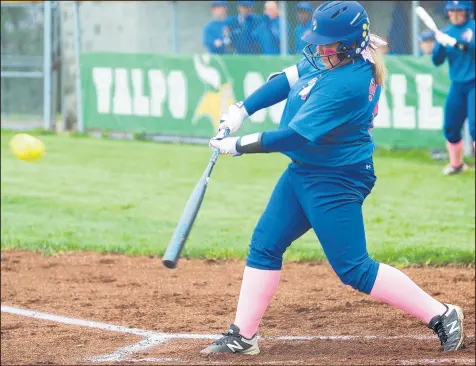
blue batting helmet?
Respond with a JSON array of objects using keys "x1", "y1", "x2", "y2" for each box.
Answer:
[
  {"x1": 302, "y1": 1, "x2": 371, "y2": 69},
  {"x1": 445, "y1": 0, "x2": 473, "y2": 12},
  {"x1": 445, "y1": 1, "x2": 474, "y2": 19}
]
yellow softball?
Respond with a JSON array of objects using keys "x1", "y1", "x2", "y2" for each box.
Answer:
[{"x1": 9, "y1": 133, "x2": 46, "y2": 162}]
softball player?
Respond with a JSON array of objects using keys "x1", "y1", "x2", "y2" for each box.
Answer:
[
  {"x1": 201, "y1": 1, "x2": 465, "y2": 355},
  {"x1": 432, "y1": 0, "x2": 475, "y2": 175}
]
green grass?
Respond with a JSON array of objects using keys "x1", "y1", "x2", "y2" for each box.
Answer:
[{"x1": 1, "y1": 130, "x2": 475, "y2": 266}]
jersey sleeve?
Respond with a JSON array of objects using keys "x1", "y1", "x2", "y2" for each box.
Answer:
[
  {"x1": 288, "y1": 80, "x2": 364, "y2": 143},
  {"x1": 296, "y1": 57, "x2": 313, "y2": 77},
  {"x1": 276, "y1": 57, "x2": 312, "y2": 89},
  {"x1": 467, "y1": 21, "x2": 475, "y2": 51}
]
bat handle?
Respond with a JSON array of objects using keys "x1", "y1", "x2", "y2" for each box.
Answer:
[{"x1": 210, "y1": 128, "x2": 230, "y2": 165}]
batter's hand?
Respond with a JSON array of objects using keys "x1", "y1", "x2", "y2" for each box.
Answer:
[
  {"x1": 217, "y1": 102, "x2": 249, "y2": 136},
  {"x1": 209, "y1": 135, "x2": 241, "y2": 156},
  {"x1": 435, "y1": 31, "x2": 457, "y2": 47}
]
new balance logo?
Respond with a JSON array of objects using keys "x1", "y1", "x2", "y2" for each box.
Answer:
[
  {"x1": 447, "y1": 320, "x2": 459, "y2": 334},
  {"x1": 226, "y1": 340, "x2": 244, "y2": 352}
]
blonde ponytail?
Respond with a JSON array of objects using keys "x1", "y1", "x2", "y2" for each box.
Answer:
[{"x1": 369, "y1": 47, "x2": 387, "y2": 86}]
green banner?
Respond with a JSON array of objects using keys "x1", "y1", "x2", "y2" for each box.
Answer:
[{"x1": 80, "y1": 53, "x2": 450, "y2": 148}]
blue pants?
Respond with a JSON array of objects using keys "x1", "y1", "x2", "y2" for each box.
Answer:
[
  {"x1": 246, "y1": 159, "x2": 380, "y2": 294},
  {"x1": 444, "y1": 80, "x2": 475, "y2": 143}
]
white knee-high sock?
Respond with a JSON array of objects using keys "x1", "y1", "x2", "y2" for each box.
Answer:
[{"x1": 233, "y1": 266, "x2": 281, "y2": 338}]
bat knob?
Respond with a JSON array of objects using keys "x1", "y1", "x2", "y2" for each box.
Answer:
[{"x1": 162, "y1": 259, "x2": 177, "y2": 269}]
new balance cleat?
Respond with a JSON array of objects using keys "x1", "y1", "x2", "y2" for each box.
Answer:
[
  {"x1": 200, "y1": 324, "x2": 260, "y2": 355},
  {"x1": 428, "y1": 303, "x2": 465, "y2": 352},
  {"x1": 443, "y1": 163, "x2": 468, "y2": 175}
]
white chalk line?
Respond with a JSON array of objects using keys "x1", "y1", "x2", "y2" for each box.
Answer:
[
  {"x1": 2, "y1": 305, "x2": 474, "y2": 364},
  {"x1": 88, "y1": 337, "x2": 168, "y2": 363},
  {"x1": 1, "y1": 305, "x2": 161, "y2": 338},
  {"x1": 124, "y1": 358, "x2": 181, "y2": 364},
  {"x1": 396, "y1": 359, "x2": 476, "y2": 365}
]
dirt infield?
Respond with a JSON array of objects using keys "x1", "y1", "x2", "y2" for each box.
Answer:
[{"x1": 1, "y1": 250, "x2": 475, "y2": 365}]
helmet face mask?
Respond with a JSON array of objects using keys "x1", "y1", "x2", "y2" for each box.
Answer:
[
  {"x1": 301, "y1": 1, "x2": 371, "y2": 70},
  {"x1": 303, "y1": 43, "x2": 348, "y2": 70}
]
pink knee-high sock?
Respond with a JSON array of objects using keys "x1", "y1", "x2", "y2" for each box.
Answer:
[
  {"x1": 234, "y1": 266, "x2": 281, "y2": 338},
  {"x1": 447, "y1": 140, "x2": 464, "y2": 168},
  {"x1": 370, "y1": 263, "x2": 446, "y2": 324}
]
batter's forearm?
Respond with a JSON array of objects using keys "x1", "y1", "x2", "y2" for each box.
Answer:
[
  {"x1": 432, "y1": 43, "x2": 446, "y2": 66},
  {"x1": 236, "y1": 128, "x2": 309, "y2": 154}
]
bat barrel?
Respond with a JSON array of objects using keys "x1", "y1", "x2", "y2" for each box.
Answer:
[{"x1": 161, "y1": 128, "x2": 230, "y2": 269}]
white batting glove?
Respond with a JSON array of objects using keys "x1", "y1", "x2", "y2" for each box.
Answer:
[
  {"x1": 435, "y1": 31, "x2": 457, "y2": 47},
  {"x1": 209, "y1": 136, "x2": 241, "y2": 156},
  {"x1": 217, "y1": 102, "x2": 249, "y2": 136}
]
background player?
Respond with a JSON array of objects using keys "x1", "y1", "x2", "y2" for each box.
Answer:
[
  {"x1": 201, "y1": 1, "x2": 465, "y2": 356},
  {"x1": 202, "y1": 1, "x2": 230, "y2": 55},
  {"x1": 432, "y1": 0, "x2": 475, "y2": 175}
]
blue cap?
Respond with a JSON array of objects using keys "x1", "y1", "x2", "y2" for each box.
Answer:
[
  {"x1": 297, "y1": 2, "x2": 313, "y2": 12},
  {"x1": 211, "y1": 0, "x2": 227, "y2": 7},
  {"x1": 419, "y1": 30, "x2": 435, "y2": 42},
  {"x1": 237, "y1": 1, "x2": 253, "y2": 7}
]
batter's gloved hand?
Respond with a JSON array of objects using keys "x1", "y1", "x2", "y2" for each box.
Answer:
[
  {"x1": 435, "y1": 31, "x2": 457, "y2": 47},
  {"x1": 217, "y1": 102, "x2": 249, "y2": 136},
  {"x1": 209, "y1": 132, "x2": 241, "y2": 156}
]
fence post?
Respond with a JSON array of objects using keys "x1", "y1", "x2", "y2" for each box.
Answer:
[
  {"x1": 171, "y1": 1, "x2": 179, "y2": 54},
  {"x1": 463, "y1": 121, "x2": 473, "y2": 157},
  {"x1": 279, "y1": 1, "x2": 288, "y2": 56},
  {"x1": 73, "y1": 1, "x2": 84, "y2": 132},
  {"x1": 411, "y1": 1, "x2": 420, "y2": 56},
  {"x1": 43, "y1": 1, "x2": 52, "y2": 130}
]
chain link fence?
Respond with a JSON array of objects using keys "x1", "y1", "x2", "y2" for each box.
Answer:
[
  {"x1": 1, "y1": 1, "x2": 59, "y2": 130},
  {"x1": 194, "y1": 1, "x2": 420, "y2": 56},
  {"x1": 69, "y1": 1, "x2": 422, "y2": 57},
  {"x1": 64, "y1": 0, "x2": 435, "y2": 130},
  {"x1": 1, "y1": 1, "x2": 44, "y2": 128}
]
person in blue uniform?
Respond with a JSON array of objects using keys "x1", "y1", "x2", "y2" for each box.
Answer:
[
  {"x1": 294, "y1": 1, "x2": 313, "y2": 54},
  {"x1": 253, "y1": 1, "x2": 289, "y2": 55},
  {"x1": 203, "y1": 1, "x2": 230, "y2": 54},
  {"x1": 227, "y1": 0, "x2": 261, "y2": 54},
  {"x1": 432, "y1": 0, "x2": 475, "y2": 175},
  {"x1": 201, "y1": 1, "x2": 466, "y2": 356},
  {"x1": 419, "y1": 30, "x2": 436, "y2": 56}
]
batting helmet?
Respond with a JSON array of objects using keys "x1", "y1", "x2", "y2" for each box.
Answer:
[
  {"x1": 302, "y1": 1, "x2": 371, "y2": 69},
  {"x1": 445, "y1": 0, "x2": 474, "y2": 19}
]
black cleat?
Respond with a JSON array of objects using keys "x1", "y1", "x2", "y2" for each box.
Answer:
[
  {"x1": 200, "y1": 324, "x2": 260, "y2": 355},
  {"x1": 428, "y1": 304, "x2": 465, "y2": 352}
]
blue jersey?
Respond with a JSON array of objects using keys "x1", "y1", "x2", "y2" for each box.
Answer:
[
  {"x1": 227, "y1": 14, "x2": 261, "y2": 54},
  {"x1": 294, "y1": 21, "x2": 311, "y2": 54},
  {"x1": 279, "y1": 57, "x2": 381, "y2": 167},
  {"x1": 432, "y1": 19, "x2": 475, "y2": 83},
  {"x1": 203, "y1": 20, "x2": 228, "y2": 54}
]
